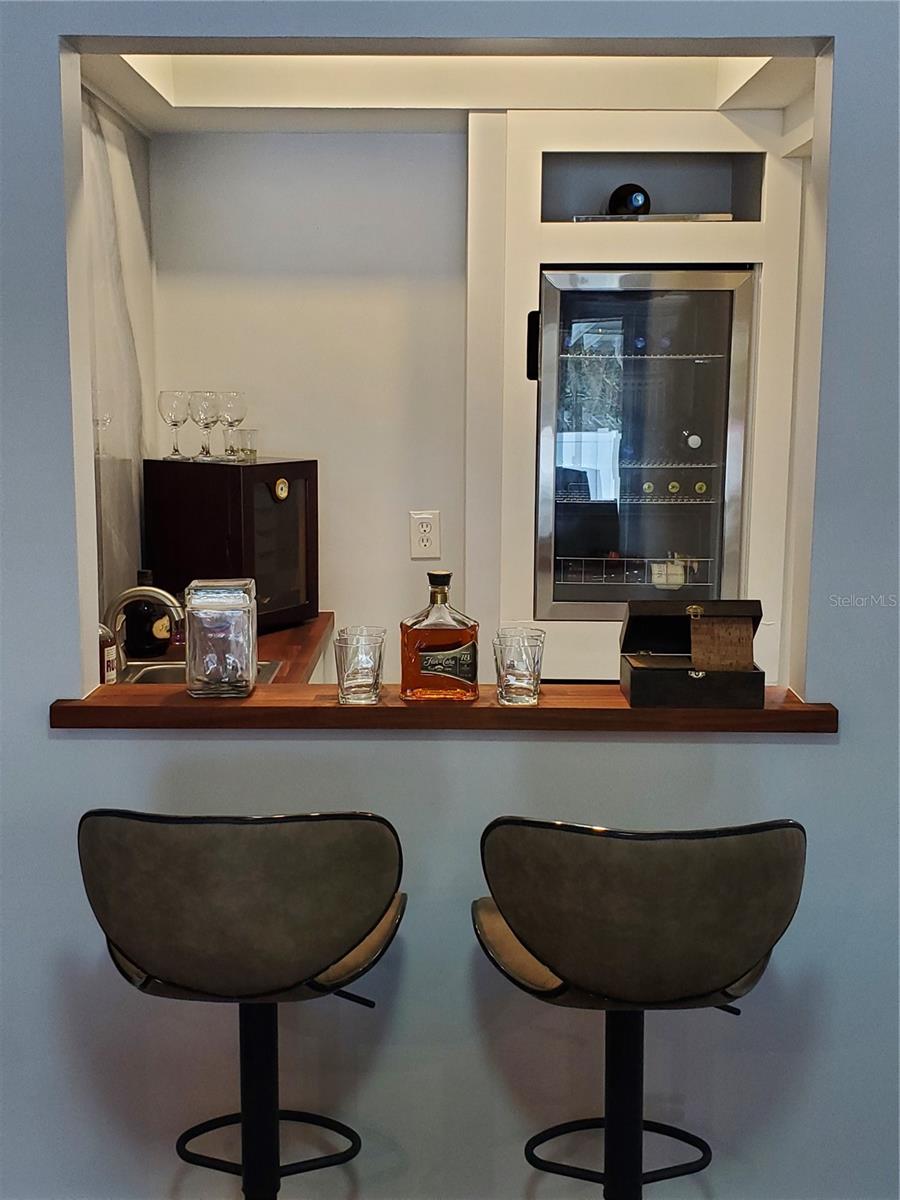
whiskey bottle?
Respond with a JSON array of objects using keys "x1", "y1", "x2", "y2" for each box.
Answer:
[{"x1": 400, "y1": 570, "x2": 478, "y2": 702}]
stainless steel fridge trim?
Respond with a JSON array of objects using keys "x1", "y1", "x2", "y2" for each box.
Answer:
[
  {"x1": 534, "y1": 273, "x2": 564, "y2": 619},
  {"x1": 720, "y1": 272, "x2": 754, "y2": 598},
  {"x1": 534, "y1": 268, "x2": 755, "y2": 621}
]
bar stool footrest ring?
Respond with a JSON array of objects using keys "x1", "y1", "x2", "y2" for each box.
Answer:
[
  {"x1": 524, "y1": 1116, "x2": 711, "y2": 1188},
  {"x1": 175, "y1": 1109, "x2": 362, "y2": 1179}
]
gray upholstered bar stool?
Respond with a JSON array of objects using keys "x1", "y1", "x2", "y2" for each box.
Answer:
[
  {"x1": 472, "y1": 816, "x2": 806, "y2": 1200},
  {"x1": 78, "y1": 810, "x2": 406, "y2": 1200}
]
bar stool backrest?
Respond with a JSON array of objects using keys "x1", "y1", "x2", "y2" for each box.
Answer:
[
  {"x1": 481, "y1": 818, "x2": 806, "y2": 1005},
  {"x1": 78, "y1": 810, "x2": 402, "y2": 999}
]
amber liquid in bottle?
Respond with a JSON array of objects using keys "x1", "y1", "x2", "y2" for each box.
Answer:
[{"x1": 400, "y1": 571, "x2": 478, "y2": 702}]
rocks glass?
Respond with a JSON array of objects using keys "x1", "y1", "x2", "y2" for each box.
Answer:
[
  {"x1": 333, "y1": 631, "x2": 384, "y2": 705},
  {"x1": 493, "y1": 628, "x2": 545, "y2": 706},
  {"x1": 233, "y1": 429, "x2": 258, "y2": 462}
]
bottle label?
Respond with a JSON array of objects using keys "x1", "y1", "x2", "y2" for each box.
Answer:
[
  {"x1": 151, "y1": 615, "x2": 171, "y2": 641},
  {"x1": 419, "y1": 644, "x2": 477, "y2": 683},
  {"x1": 103, "y1": 645, "x2": 117, "y2": 685}
]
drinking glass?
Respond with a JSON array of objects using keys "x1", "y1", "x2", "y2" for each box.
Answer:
[
  {"x1": 219, "y1": 391, "x2": 248, "y2": 459},
  {"x1": 496, "y1": 625, "x2": 546, "y2": 643},
  {"x1": 234, "y1": 429, "x2": 258, "y2": 462},
  {"x1": 337, "y1": 625, "x2": 388, "y2": 640},
  {"x1": 334, "y1": 635, "x2": 384, "y2": 705},
  {"x1": 157, "y1": 391, "x2": 189, "y2": 459},
  {"x1": 493, "y1": 633, "x2": 544, "y2": 706},
  {"x1": 189, "y1": 391, "x2": 221, "y2": 462}
]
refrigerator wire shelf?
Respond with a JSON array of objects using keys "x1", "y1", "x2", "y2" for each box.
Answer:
[
  {"x1": 555, "y1": 555, "x2": 715, "y2": 587},
  {"x1": 620, "y1": 462, "x2": 720, "y2": 469},
  {"x1": 559, "y1": 353, "x2": 725, "y2": 361},
  {"x1": 619, "y1": 497, "x2": 717, "y2": 505}
]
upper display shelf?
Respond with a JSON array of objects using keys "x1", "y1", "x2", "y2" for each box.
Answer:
[
  {"x1": 542, "y1": 151, "x2": 765, "y2": 223},
  {"x1": 573, "y1": 214, "x2": 733, "y2": 222}
]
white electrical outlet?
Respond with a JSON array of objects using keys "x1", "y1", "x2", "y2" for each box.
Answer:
[{"x1": 409, "y1": 510, "x2": 441, "y2": 559}]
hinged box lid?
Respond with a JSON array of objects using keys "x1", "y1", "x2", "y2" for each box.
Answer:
[{"x1": 620, "y1": 600, "x2": 762, "y2": 666}]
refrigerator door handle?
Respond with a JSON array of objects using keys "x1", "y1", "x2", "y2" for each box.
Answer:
[{"x1": 526, "y1": 310, "x2": 541, "y2": 381}]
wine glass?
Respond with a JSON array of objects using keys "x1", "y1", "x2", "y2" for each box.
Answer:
[
  {"x1": 92, "y1": 408, "x2": 112, "y2": 456},
  {"x1": 157, "y1": 390, "x2": 189, "y2": 459},
  {"x1": 189, "y1": 391, "x2": 221, "y2": 462},
  {"x1": 219, "y1": 391, "x2": 248, "y2": 459}
]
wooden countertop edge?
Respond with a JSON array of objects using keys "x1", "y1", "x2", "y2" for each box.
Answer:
[
  {"x1": 50, "y1": 682, "x2": 839, "y2": 733},
  {"x1": 259, "y1": 611, "x2": 334, "y2": 684}
]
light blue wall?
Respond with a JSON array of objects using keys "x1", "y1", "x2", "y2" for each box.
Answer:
[{"x1": 0, "y1": 5, "x2": 897, "y2": 1200}]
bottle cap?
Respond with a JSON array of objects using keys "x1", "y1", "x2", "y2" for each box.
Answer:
[{"x1": 427, "y1": 570, "x2": 452, "y2": 588}]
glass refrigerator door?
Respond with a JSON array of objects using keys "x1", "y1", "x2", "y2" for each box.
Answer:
[{"x1": 535, "y1": 269, "x2": 752, "y2": 619}]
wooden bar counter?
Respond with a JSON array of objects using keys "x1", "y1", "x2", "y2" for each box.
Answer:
[{"x1": 52, "y1": 606, "x2": 838, "y2": 736}]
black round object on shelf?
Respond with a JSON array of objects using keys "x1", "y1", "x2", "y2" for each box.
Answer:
[{"x1": 606, "y1": 184, "x2": 651, "y2": 216}]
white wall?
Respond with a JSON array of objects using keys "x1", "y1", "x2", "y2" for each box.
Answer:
[
  {"x1": 0, "y1": 6, "x2": 897, "y2": 1200},
  {"x1": 150, "y1": 131, "x2": 467, "y2": 677}
]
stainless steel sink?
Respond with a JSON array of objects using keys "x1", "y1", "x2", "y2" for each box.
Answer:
[{"x1": 119, "y1": 661, "x2": 283, "y2": 684}]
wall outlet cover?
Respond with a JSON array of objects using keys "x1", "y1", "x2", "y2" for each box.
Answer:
[{"x1": 409, "y1": 510, "x2": 441, "y2": 559}]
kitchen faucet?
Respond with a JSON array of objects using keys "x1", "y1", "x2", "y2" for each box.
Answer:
[{"x1": 103, "y1": 586, "x2": 185, "y2": 674}]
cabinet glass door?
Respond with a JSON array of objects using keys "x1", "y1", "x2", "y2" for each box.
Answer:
[
  {"x1": 252, "y1": 477, "x2": 308, "y2": 616},
  {"x1": 535, "y1": 269, "x2": 752, "y2": 620}
]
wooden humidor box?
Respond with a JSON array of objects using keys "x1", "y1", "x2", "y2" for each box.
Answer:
[
  {"x1": 143, "y1": 458, "x2": 319, "y2": 632},
  {"x1": 619, "y1": 600, "x2": 765, "y2": 709}
]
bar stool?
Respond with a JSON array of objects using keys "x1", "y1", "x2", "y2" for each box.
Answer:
[
  {"x1": 78, "y1": 809, "x2": 406, "y2": 1200},
  {"x1": 472, "y1": 816, "x2": 806, "y2": 1200}
]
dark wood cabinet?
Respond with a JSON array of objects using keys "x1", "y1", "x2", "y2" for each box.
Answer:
[{"x1": 143, "y1": 459, "x2": 318, "y2": 631}]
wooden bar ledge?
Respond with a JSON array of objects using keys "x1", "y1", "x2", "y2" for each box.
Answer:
[{"x1": 51, "y1": 680, "x2": 838, "y2": 733}]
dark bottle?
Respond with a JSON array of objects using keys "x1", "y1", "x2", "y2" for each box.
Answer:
[
  {"x1": 124, "y1": 569, "x2": 172, "y2": 659},
  {"x1": 607, "y1": 183, "x2": 651, "y2": 216}
]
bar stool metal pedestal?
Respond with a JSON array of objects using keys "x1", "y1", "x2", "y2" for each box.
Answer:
[
  {"x1": 174, "y1": 1004, "x2": 362, "y2": 1200},
  {"x1": 472, "y1": 816, "x2": 806, "y2": 1199},
  {"x1": 523, "y1": 1010, "x2": 711, "y2": 1200}
]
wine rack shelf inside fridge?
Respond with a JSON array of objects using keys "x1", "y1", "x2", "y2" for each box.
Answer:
[{"x1": 534, "y1": 268, "x2": 754, "y2": 621}]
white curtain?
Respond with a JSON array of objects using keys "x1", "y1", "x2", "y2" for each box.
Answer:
[{"x1": 82, "y1": 92, "x2": 145, "y2": 617}]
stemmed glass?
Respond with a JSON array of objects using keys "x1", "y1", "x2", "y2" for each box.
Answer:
[
  {"x1": 219, "y1": 391, "x2": 248, "y2": 459},
  {"x1": 189, "y1": 391, "x2": 221, "y2": 462},
  {"x1": 92, "y1": 408, "x2": 112, "y2": 456},
  {"x1": 157, "y1": 390, "x2": 189, "y2": 459}
]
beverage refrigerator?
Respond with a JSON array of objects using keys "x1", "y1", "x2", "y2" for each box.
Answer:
[{"x1": 532, "y1": 268, "x2": 754, "y2": 620}]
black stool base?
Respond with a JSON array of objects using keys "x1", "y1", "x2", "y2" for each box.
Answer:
[
  {"x1": 176, "y1": 1109, "x2": 361, "y2": 1178},
  {"x1": 524, "y1": 1116, "x2": 712, "y2": 1191},
  {"x1": 176, "y1": 1004, "x2": 361, "y2": 1200}
]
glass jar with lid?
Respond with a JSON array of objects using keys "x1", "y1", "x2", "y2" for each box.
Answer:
[{"x1": 184, "y1": 579, "x2": 257, "y2": 697}]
